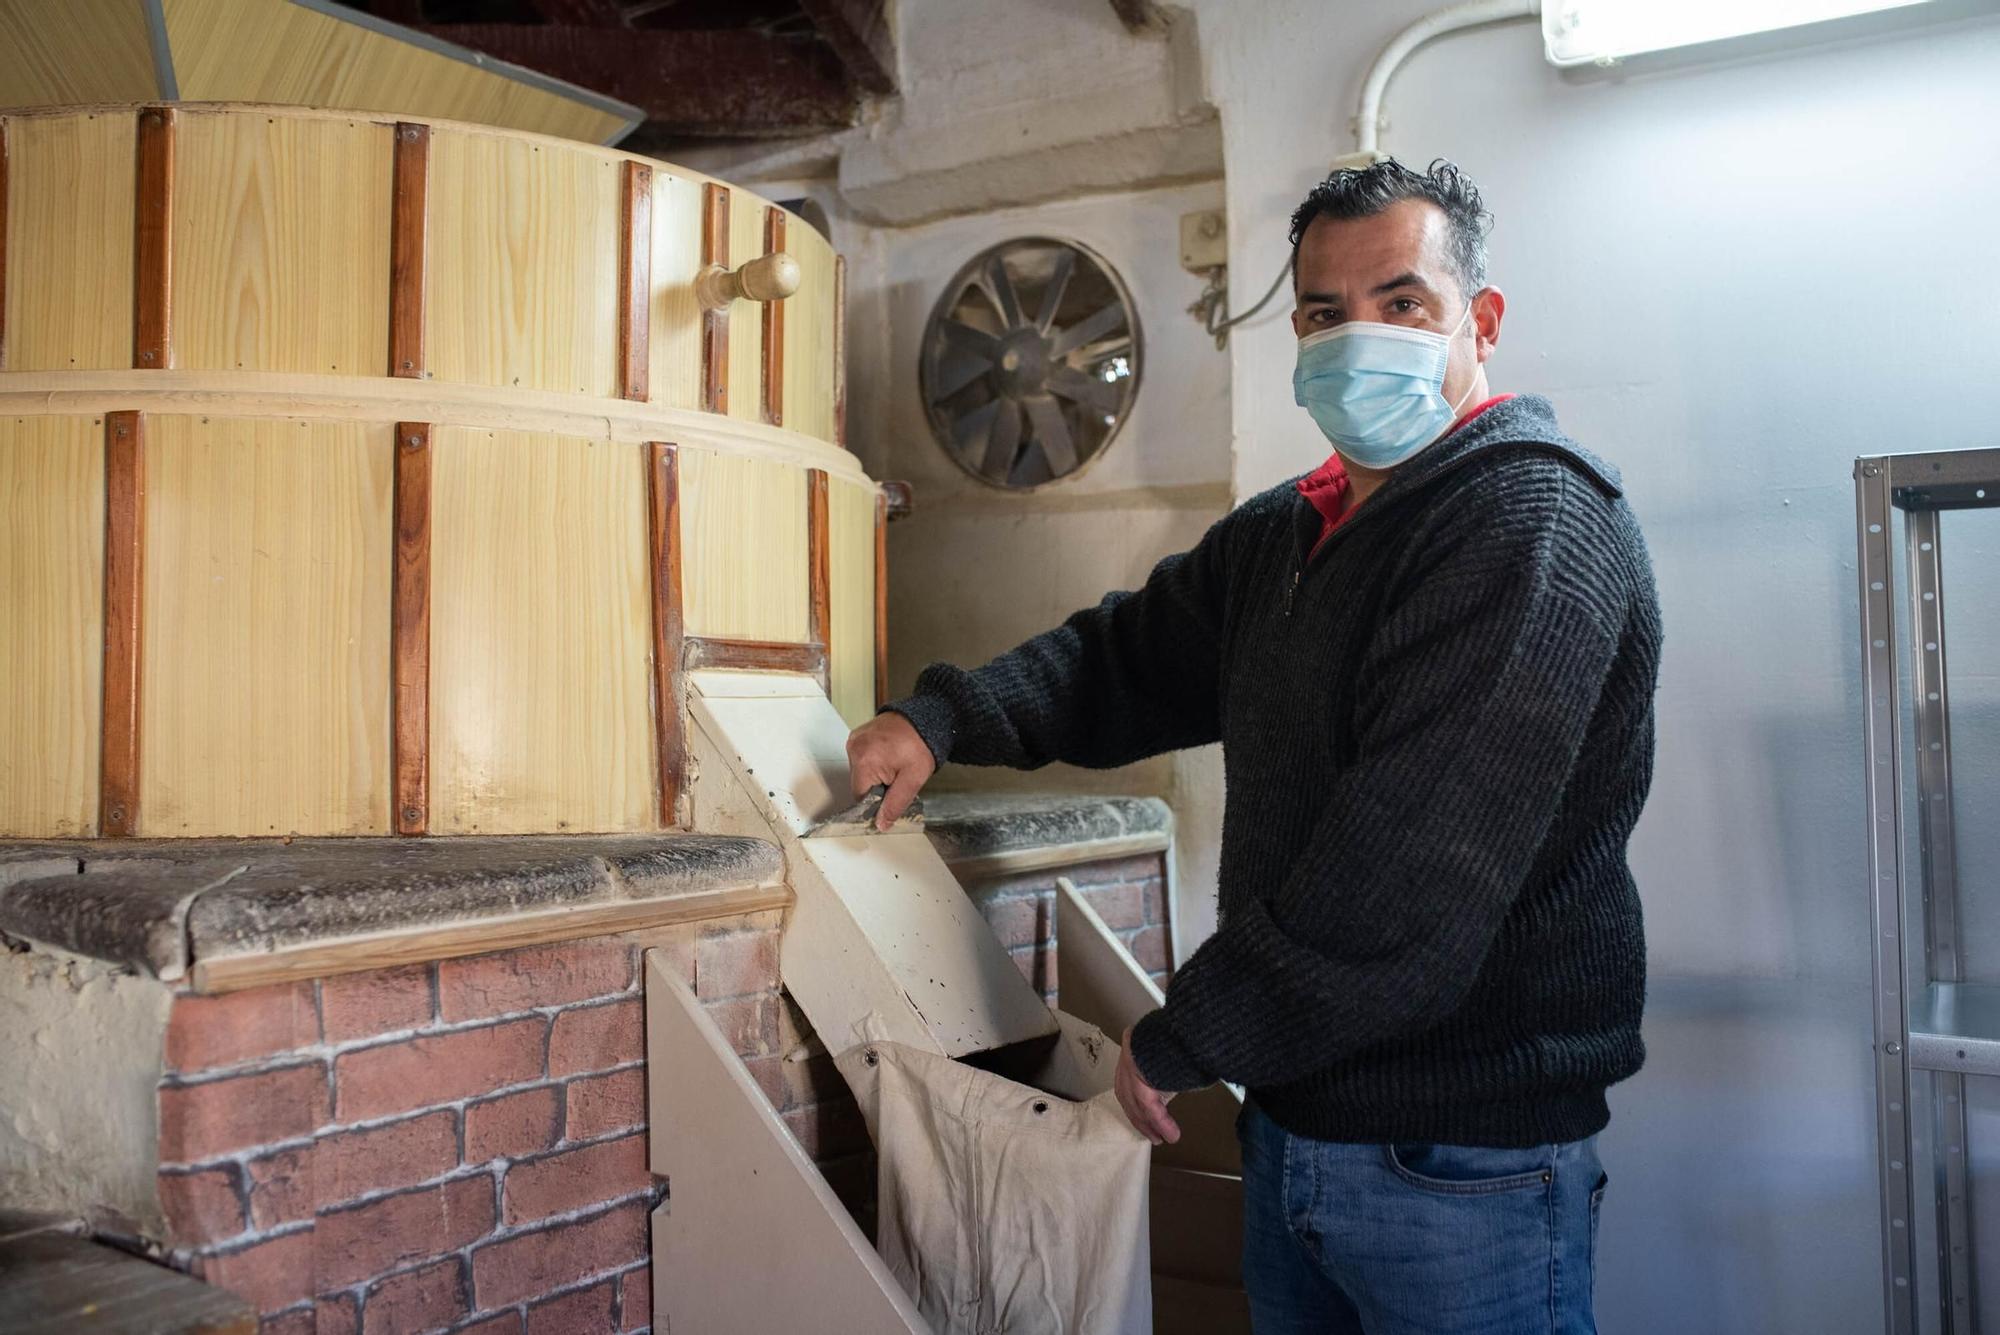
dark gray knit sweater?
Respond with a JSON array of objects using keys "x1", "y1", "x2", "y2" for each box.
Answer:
[{"x1": 887, "y1": 395, "x2": 1659, "y2": 1147}]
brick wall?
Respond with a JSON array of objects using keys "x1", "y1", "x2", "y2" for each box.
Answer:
[
  {"x1": 960, "y1": 852, "x2": 1174, "y2": 1003},
  {"x1": 157, "y1": 912, "x2": 786, "y2": 1335},
  {"x1": 156, "y1": 852, "x2": 1171, "y2": 1331}
]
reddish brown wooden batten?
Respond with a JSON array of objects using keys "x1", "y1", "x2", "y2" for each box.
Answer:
[
  {"x1": 761, "y1": 206, "x2": 786, "y2": 426},
  {"x1": 834, "y1": 254, "x2": 848, "y2": 449},
  {"x1": 389, "y1": 123, "x2": 430, "y2": 379},
  {"x1": 619, "y1": 161, "x2": 653, "y2": 402},
  {"x1": 100, "y1": 412, "x2": 146, "y2": 836},
  {"x1": 807, "y1": 466, "x2": 831, "y2": 644},
  {"x1": 392, "y1": 423, "x2": 432, "y2": 835},
  {"x1": 646, "y1": 441, "x2": 686, "y2": 826},
  {"x1": 700, "y1": 182, "x2": 730, "y2": 413},
  {"x1": 874, "y1": 486, "x2": 889, "y2": 708},
  {"x1": 0, "y1": 119, "x2": 11, "y2": 368},
  {"x1": 682, "y1": 638, "x2": 826, "y2": 677},
  {"x1": 133, "y1": 106, "x2": 175, "y2": 370}
]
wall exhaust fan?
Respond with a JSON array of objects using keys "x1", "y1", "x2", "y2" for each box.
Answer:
[{"x1": 920, "y1": 238, "x2": 1141, "y2": 490}]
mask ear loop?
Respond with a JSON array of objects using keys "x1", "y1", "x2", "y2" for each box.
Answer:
[{"x1": 1442, "y1": 295, "x2": 1484, "y2": 418}]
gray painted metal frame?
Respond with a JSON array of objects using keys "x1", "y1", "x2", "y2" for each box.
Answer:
[
  {"x1": 284, "y1": 0, "x2": 645, "y2": 145},
  {"x1": 1855, "y1": 445, "x2": 2000, "y2": 1335}
]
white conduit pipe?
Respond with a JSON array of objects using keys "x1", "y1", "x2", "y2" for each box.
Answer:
[{"x1": 1341, "y1": 0, "x2": 1543, "y2": 166}]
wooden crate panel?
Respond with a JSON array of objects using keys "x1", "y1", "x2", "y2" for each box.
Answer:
[
  {"x1": 0, "y1": 1, "x2": 159, "y2": 108},
  {"x1": 645, "y1": 168, "x2": 704, "y2": 410},
  {"x1": 429, "y1": 428, "x2": 654, "y2": 835},
  {"x1": 782, "y1": 224, "x2": 839, "y2": 445},
  {"x1": 724, "y1": 188, "x2": 767, "y2": 424},
  {"x1": 678, "y1": 447, "x2": 808, "y2": 643},
  {"x1": 161, "y1": 0, "x2": 628, "y2": 144},
  {"x1": 173, "y1": 111, "x2": 393, "y2": 376},
  {"x1": 2, "y1": 112, "x2": 135, "y2": 371},
  {"x1": 425, "y1": 129, "x2": 620, "y2": 398},
  {"x1": 140, "y1": 416, "x2": 393, "y2": 836},
  {"x1": 0, "y1": 416, "x2": 104, "y2": 837},
  {"x1": 827, "y1": 477, "x2": 875, "y2": 728}
]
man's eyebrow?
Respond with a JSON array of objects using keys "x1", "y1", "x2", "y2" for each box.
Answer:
[
  {"x1": 1297, "y1": 290, "x2": 1342, "y2": 305},
  {"x1": 1369, "y1": 271, "x2": 1432, "y2": 297}
]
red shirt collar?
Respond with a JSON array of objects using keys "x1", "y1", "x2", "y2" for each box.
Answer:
[{"x1": 1295, "y1": 393, "x2": 1516, "y2": 533}]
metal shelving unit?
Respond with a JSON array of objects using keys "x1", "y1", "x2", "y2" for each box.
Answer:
[{"x1": 1855, "y1": 446, "x2": 2000, "y2": 1335}]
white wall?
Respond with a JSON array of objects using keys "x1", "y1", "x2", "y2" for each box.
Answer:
[{"x1": 1186, "y1": 1, "x2": 2000, "y2": 1329}]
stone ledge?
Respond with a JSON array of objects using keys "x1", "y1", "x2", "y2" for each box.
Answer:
[
  {"x1": 921, "y1": 794, "x2": 1173, "y2": 879},
  {"x1": 0, "y1": 836, "x2": 785, "y2": 988}
]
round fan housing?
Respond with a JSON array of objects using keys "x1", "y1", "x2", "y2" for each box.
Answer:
[{"x1": 919, "y1": 237, "x2": 1141, "y2": 489}]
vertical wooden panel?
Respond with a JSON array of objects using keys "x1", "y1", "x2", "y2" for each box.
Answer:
[
  {"x1": 133, "y1": 105, "x2": 174, "y2": 370},
  {"x1": 100, "y1": 411, "x2": 145, "y2": 836},
  {"x1": 620, "y1": 161, "x2": 653, "y2": 402},
  {"x1": 779, "y1": 224, "x2": 837, "y2": 445},
  {"x1": 874, "y1": 487, "x2": 888, "y2": 710},
  {"x1": 725, "y1": 192, "x2": 766, "y2": 424},
  {"x1": 700, "y1": 182, "x2": 729, "y2": 414},
  {"x1": 646, "y1": 170, "x2": 704, "y2": 410},
  {"x1": 390, "y1": 122, "x2": 430, "y2": 379},
  {"x1": 140, "y1": 416, "x2": 393, "y2": 836},
  {"x1": 827, "y1": 478, "x2": 878, "y2": 729},
  {"x1": 425, "y1": 129, "x2": 620, "y2": 397},
  {"x1": 807, "y1": 468, "x2": 831, "y2": 649},
  {"x1": 677, "y1": 449, "x2": 808, "y2": 643},
  {"x1": 646, "y1": 442, "x2": 685, "y2": 826},
  {"x1": 0, "y1": 415, "x2": 105, "y2": 837},
  {"x1": 172, "y1": 112, "x2": 392, "y2": 375},
  {"x1": 3, "y1": 112, "x2": 136, "y2": 372},
  {"x1": 393, "y1": 422, "x2": 432, "y2": 836},
  {"x1": 429, "y1": 428, "x2": 654, "y2": 834},
  {"x1": 762, "y1": 207, "x2": 786, "y2": 427},
  {"x1": 835, "y1": 254, "x2": 849, "y2": 450}
]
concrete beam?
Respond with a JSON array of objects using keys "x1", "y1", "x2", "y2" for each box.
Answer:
[{"x1": 800, "y1": 0, "x2": 898, "y2": 95}]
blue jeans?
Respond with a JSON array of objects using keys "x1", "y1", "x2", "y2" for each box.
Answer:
[{"x1": 1237, "y1": 1101, "x2": 1606, "y2": 1335}]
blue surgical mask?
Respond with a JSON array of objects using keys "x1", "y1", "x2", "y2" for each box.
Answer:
[{"x1": 1292, "y1": 302, "x2": 1477, "y2": 469}]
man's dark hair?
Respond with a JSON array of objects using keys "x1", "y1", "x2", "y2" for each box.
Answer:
[{"x1": 1288, "y1": 157, "x2": 1492, "y2": 296}]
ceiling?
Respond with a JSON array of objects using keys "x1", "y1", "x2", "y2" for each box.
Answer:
[{"x1": 331, "y1": 0, "x2": 896, "y2": 151}]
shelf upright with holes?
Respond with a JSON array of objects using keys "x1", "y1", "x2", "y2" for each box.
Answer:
[{"x1": 1855, "y1": 446, "x2": 2000, "y2": 1335}]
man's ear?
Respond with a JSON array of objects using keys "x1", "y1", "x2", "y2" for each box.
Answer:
[{"x1": 1472, "y1": 286, "x2": 1506, "y2": 362}]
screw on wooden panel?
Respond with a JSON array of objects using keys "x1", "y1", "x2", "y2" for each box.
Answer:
[
  {"x1": 143, "y1": 111, "x2": 161, "y2": 126},
  {"x1": 400, "y1": 359, "x2": 414, "y2": 370},
  {"x1": 108, "y1": 805, "x2": 126, "y2": 823},
  {"x1": 401, "y1": 127, "x2": 420, "y2": 142},
  {"x1": 139, "y1": 350, "x2": 156, "y2": 362},
  {"x1": 403, "y1": 807, "x2": 421, "y2": 824},
  {"x1": 403, "y1": 434, "x2": 423, "y2": 450},
  {"x1": 114, "y1": 424, "x2": 129, "y2": 438}
]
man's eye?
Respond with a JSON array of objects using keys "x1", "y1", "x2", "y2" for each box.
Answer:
[{"x1": 1391, "y1": 298, "x2": 1419, "y2": 314}]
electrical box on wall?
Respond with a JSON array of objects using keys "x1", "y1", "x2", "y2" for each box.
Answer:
[{"x1": 1179, "y1": 210, "x2": 1227, "y2": 273}]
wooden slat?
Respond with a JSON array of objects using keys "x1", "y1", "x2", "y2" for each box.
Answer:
[
  {"x1": 133, "y1": 106, "x2": 174, "y2": 370},
  {"x1": 761, "y1": 206, "x2": 785, "y2": 426},
  {"x1": 807, "y1": 467, "x2": 831, "y2": 697},
  {"x1": 191, "y1": 880, "x2": 792, "y2": 995},
  {"x1": 393, "y1": 423, "x2": 432, "y2": 836},
  {"x1": 700, "y1": 182, "x2": 729, "y2": 413},
  {"x1": 683, "y1": 637, "x2": 825, "y2": 677},
  {"x1": 100, "y1": 411, "x2": 145, "y2": 836},
  {"x1": 389, "y1": 122, "x2": 430, "y2": 379},
  {"x1": 647, "y1": 441, "x2": 686, "y2": 826},
  {"x1": 875, "y1": 485, "x2": 888, "y2": 708},
  {"x1": 620, "y1": 162, "x2": 653, "y2": 402},
  {"x1": 834, "y1": 253, "x2": 848, "y2": 449}
]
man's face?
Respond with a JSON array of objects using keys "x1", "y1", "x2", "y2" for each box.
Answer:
[{"x1": 1290, "y1": 198, "x2": 1503, "y2": 420}]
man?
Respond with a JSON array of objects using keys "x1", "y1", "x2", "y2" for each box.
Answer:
[{"x1": 846, "y1": 158, "x2": 1659, "y2": 1334}]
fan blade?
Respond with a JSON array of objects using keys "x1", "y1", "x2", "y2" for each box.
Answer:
[
  {"x1": 1047, "y1": 364, "x2": 1121, "y2": 413},
  {"x1": 950, "y1": 399, "x2": 1001, "y2": 460},
  {"x1": 981, "y1": 399, "x2": 1023, "y2": 480},
  {"x1": 1036, "y1": 250, "x2": 1076, "y2": 334},
  {"x1": 1023, "y1": 395, "x2": 1079, "y2": 476},
  {"x1": 980, "y1": 256, "x2": 1025, "y2": 329},
  {"x1": 1049, "y1": 302, "x2": 1126, "y2": 359},
  {"x1": 938, "y1": 318, "x2": 999, "y2": 359},
  {"x1": 933, "y1": 350, "x2": 993, "y2": 400}
]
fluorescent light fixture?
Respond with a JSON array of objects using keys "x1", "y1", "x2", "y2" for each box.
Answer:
[{"x1": 1542, "y1": 0, "x2": 1935, "y2": 66}]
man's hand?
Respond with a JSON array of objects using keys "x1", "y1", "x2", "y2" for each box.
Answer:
[
  {"x1": 1115, "y1": 1024, "x2": 1181, "y2": 1146},
  {"x1": 845, "y1": 712, "x2": 937, "y2": 831}
]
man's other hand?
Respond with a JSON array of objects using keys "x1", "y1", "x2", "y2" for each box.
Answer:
[
  {"x1": 1116, "y1": 1024, "x2": 1181, "y2": 1146},
  {"x1": 845, "y1": 712, "x2": 937, "y2": 831}
]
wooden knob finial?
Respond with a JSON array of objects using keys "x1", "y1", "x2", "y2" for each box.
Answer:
[{"x1": 697, "y1": 252, "x2": 801, "y2": 310}]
